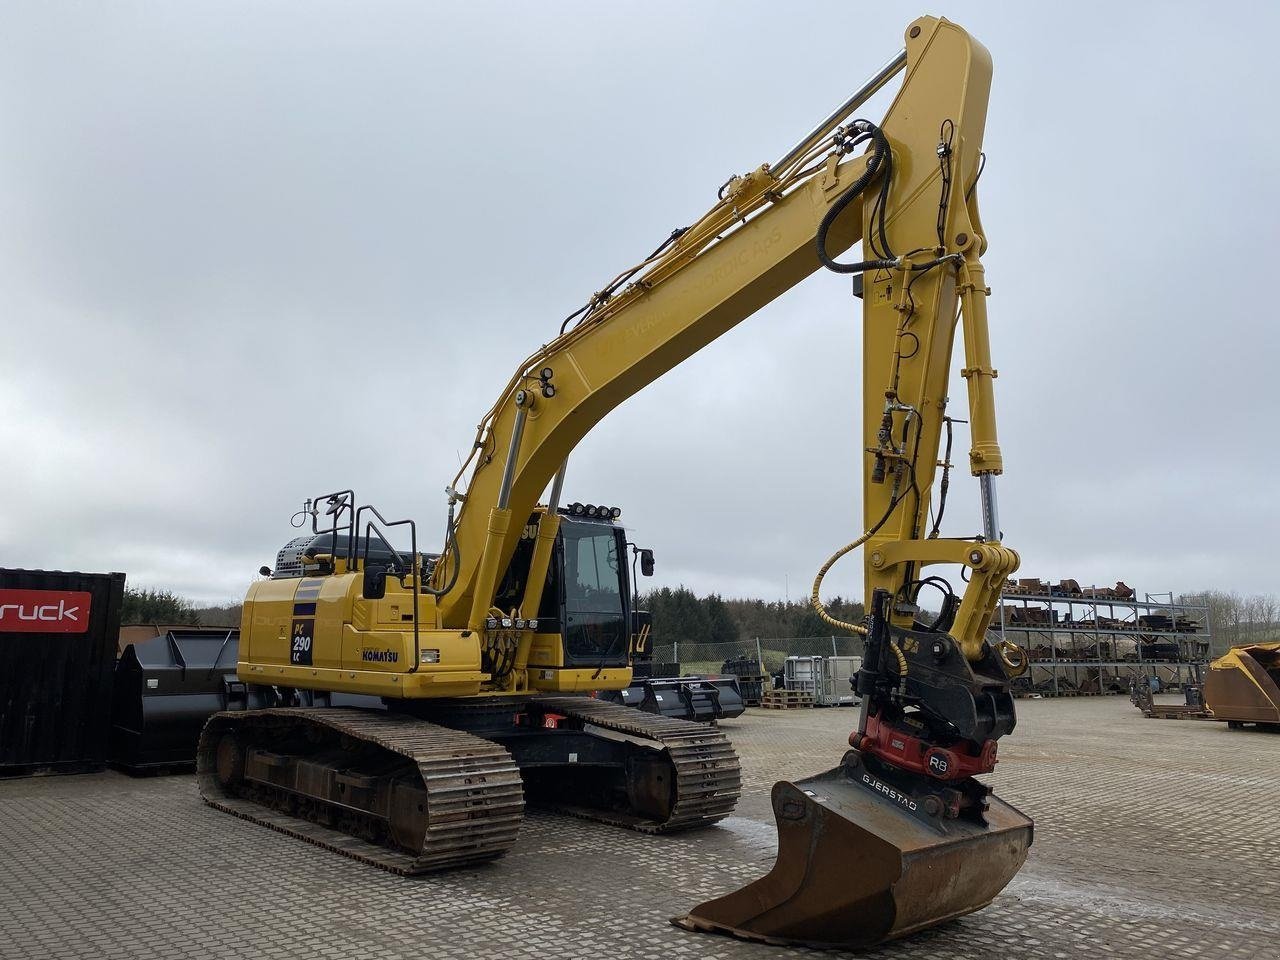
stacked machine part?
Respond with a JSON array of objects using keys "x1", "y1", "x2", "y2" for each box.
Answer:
[
  {"x1": 991, "y1": 577, "x2": 1212, "y2": 698},
  {"x1": 720, "y1": 655, "x2": 769, "y2": 706},
  {"x1": 1131, "y1": 644, "x2": 1280, "y2": 730}
]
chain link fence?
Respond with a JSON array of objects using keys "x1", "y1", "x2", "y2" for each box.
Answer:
[{"x1": 652, "y1": 635, "x2": 866, "y2": 677}]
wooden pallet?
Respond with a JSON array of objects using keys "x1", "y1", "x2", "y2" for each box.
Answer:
[{"x1": 760, "y1": 690, "x2": 814, "y2": 709}]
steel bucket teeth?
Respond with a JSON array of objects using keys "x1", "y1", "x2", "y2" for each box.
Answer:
[{"x1": 673, "y1": 766, "x2": 1033, "y2": 949}]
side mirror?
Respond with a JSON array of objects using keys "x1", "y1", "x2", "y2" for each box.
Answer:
[
  {"x1": 640, "y1": 549, "x2": 655, "y2": 577},
  {"x1": 258, "y1": 566, "x2": 272, "y2": 578},
  {"x1": 363, "y1": 563, "x2": 388, "y2": 601}
]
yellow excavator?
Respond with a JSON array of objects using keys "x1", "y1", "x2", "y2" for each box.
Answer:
[{"x1": 198, "y1": 15, "x2": 1033, "y2": 949}]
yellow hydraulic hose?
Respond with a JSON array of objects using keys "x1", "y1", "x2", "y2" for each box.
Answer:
[
  {"x1": 810, "y1": 536, "x2": 871, "y2": 637},
  {"x1": 890, "y1": 639, "x2": 909, "y2": 692}
]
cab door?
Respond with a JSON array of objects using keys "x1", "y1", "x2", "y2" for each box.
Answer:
[{"x1": 559, "y1": 521, "x2": 630, "y2": 668}]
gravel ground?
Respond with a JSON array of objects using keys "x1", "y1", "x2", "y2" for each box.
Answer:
[{"x1": 1, "y1": 695, "x2": 1276, "y2": 960}]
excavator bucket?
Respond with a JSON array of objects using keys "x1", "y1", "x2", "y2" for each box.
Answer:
[
  {"x1": 1204, "y1": 642, "x2": 1280, "y2": 725},
  {"x1": 674, "y1": 762, "x2": 1032, "y2": 949}
]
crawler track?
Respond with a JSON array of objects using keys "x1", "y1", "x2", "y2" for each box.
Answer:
[
  {"x1": 534, "y1": 696, "x2": 741, "y2": 832},
  {"x1": 197, "y1": 708, "x2": 524, "y2": 875},
  {"x1": 196, "y1": 697, "x2": 740, "y2": 875}
]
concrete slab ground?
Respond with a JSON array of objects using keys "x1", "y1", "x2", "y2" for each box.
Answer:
[{"x1": 1, "y1": 696, "x2": 1277, "y2": 960}]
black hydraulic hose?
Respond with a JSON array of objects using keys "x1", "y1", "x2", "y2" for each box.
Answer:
[
  {"x1": 815, "y1": 122, "x2": 898, "y2": 275},
  {"x1": 421, "y1": 508, "x2": 462, "y2": 598},
  {"x1": 929, "y1": 416, "x2": 955, "y2": 539},
  {"x1": 559, "y1": 227, "x2": 689, "y2": 334}
]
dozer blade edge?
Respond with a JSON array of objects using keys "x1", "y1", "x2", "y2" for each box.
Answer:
[{"x1": 673, "y1": 760, "x2": 1033, "y2": 950}]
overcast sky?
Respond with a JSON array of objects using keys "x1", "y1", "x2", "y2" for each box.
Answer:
[{"x1": 2, "y1": 1, "x2": 1277, "y2": 606}]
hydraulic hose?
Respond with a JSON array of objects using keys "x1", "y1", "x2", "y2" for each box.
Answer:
[
  {"x1": 890, "y1": 639, "x2": 909, "y2": 692},
  {"x1": 422, "y1": 499, "x2": 462, "y2": 598},
  {"x1": 815, "y1": 122, "x2": 897, "y2": 275},
  {"x1": 811, "y1": 467, "x2": 913, "y2": 637},
  {"x1": 811, "y1": 532, "x2": 872, "y2": 636}
]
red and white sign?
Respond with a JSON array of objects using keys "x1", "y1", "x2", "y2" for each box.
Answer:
[{"x1": 0, "y1": 589, "x2": 93, "y2": 633}]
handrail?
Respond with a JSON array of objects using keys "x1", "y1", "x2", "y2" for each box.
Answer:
[
  {"x1": 304, "y1": 489, "x2": 357, "y2": 567},
  {"x1": 354, "y1": 503, "x2": 421, "y2": 671}
]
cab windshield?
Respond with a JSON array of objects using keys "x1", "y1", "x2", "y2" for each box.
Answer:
[{"x1": 561, "y1": 521, "x2": 627, "y2": 663}]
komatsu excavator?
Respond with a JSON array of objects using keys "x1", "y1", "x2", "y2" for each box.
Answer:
[{"x1": 198, "y1": 15, "x2": 1033, "y2": 948}]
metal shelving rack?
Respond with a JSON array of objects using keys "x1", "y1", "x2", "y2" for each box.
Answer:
[{"x1": 990, "y1": 587, "x2": 1212, "y2": 697}]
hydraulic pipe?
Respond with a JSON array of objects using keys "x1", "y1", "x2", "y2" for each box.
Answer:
[
  {"x1": 771, "y1": 50, "x2": 907, "y2": 174},
  {"x1": 547, "y1": 459, "x2": 568, "y2": 513},
  {"x1": 468, "y1": 405, "x2": 529, "y2": 634},
  {"x1": 497, "y1": 407, "x2": 529, "y2": 511}
]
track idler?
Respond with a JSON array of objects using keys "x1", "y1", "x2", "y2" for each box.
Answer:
[{"x1": 674, "y1": 752, "x2": 1032, "y2": 949}]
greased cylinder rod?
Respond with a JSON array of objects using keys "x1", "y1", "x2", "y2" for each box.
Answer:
[
  {"x1": 496, "y1": 407, "x2": 528, "y2": 511},
  {"x1": 979, "y1": 473, "x2": 1000, "y2": 542}
]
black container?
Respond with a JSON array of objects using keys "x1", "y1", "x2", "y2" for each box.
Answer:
[
  {"x1": 111, "y1": 628, "x2": 240, "y2": 770},
  {"x1": 0, "y1": 568, "x2": 125, "y2": 775}
]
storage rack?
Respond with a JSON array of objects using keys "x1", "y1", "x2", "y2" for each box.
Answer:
[{"x1": 990, "y1": 588, "x2": 1212, "y2": 697}]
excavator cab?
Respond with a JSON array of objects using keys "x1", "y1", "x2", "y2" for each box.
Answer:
[{"x1": 493, "y1": 506, "x2": 635, "y2": 671}]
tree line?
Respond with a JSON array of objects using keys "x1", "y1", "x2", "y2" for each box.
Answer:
[
  {"x1": 1178, "y1": 590, "x2": 1280, "y2": 655},
  {"x1": 122, "y1": 587, "x2": 240, "y2": 628},
  {"x1": 122, "y1": 583, "x2": 868, "y2": 643},
  {"x1": 638, "y1": 586, "x2": 865, "y2": 644},
  {"x1": 122, "y1": 583, "x2": 1279, "y2": 656}
]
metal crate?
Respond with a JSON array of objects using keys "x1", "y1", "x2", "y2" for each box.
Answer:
[{"x1": 783, "y1": 655, "x2": 862, "y2": 706}]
